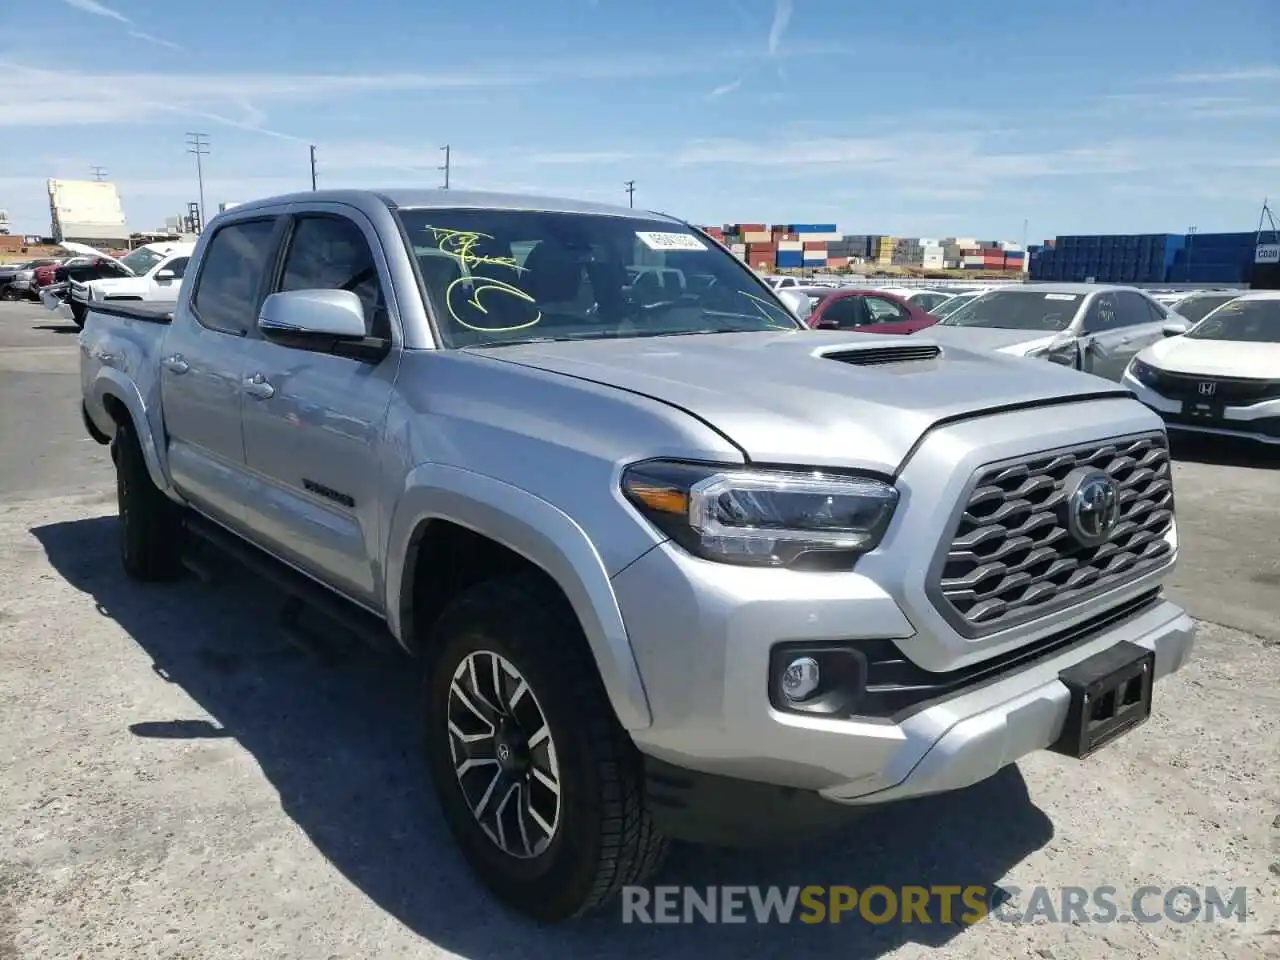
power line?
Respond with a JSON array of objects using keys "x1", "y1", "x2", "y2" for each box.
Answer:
[
  {"x1": 90, "y1": 166, "x2": 107, "y2": 182},
  {"x1": 185, "y1": 132, "x2": 210, "y2": 233},
  {"x1": 439, "y1": 144, "x2": 450, "y2": 189},
  {"x1": 624, "y1": 180, "x2": 635, "y2": 208}
]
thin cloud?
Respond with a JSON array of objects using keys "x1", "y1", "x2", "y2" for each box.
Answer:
[
  {"x1": 1168, "y1": 66, "x2": 1280, "y2": 84},
  {"x1": 63, "y1": 0, "x2": 128, "y2": 23},
  {"x1": 708, "y1": 78, "x2": 743, "y2": 99},
  {"x1": 61, "y1": 0, "x2": 186, "y2": 51},
  {"x1": 768, "y1": 0, "x2": 793, "y2": 56}
]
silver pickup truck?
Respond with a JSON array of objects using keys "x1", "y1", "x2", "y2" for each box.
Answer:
[{"x1": 80, "y1": 189, "x2": 1196, "y2": 922}]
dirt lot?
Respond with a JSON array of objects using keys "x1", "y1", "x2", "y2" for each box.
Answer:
[{"x1": 0, "y1": 302, "x2": 1277, "y2": 959}]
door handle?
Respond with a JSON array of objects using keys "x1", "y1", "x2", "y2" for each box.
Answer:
[
  {"x1": 162, "y1": 354, "x2": 189, "y2": 374},
  {"x1": 243, "y1": 373, "x2": 275, "y2": 400}
]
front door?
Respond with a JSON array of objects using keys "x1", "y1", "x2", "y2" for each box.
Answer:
[
  {"x1": 1080, "y1": 291, "x2": 1160, "y2": 381},
  {"x1": 160, "y1": 217, "x2": 281, "y2": 530},
  {"x1": 147, "y1": 255, "x2": 190, "y2": 300},
  {"x1": 239, "y1": 207, "x2": 400, "y2": 608}
]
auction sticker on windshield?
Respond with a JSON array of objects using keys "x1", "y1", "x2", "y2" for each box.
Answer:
[
  {"x1": 1045, "y1": 294, "x2": 1078, "y2": 300},
  {"x1": 637, "y1": 232, "x2": 707, "y2": 252}
]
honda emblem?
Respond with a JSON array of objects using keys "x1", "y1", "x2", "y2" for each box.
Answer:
[{"x1": 1198, "y1": 381, "x2": 1216, "y2": 396}]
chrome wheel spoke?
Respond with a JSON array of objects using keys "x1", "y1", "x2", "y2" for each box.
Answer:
[{"x1": 446, "y1": 650, "x2": 563, "y2": 860}]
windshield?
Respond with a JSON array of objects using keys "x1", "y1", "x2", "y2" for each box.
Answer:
[
  {"x1": 396, "y1": 209, "x2": 801, "y2": 347},
  {"x1": 1184, "y1": 299, "x2": 1280, "y2": 343},
  {"x1": 938, "y1": 289, "x2": 1081, "y2": 332},
  {"x1": 118, "y1": 247, "x2": 166, "y2": 275},
  {"x1": 1174, "y1": 293, "x2": 1238, "y2": 324},
  {"x1": 930, "y1": 293, "x2": 976, "y2": 319}
]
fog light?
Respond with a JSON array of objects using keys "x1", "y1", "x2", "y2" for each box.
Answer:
[{"x1": 781, "y1": 657, "x2": 821, "y2": 701}]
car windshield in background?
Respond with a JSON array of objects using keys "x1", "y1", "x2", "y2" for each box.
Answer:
[
  {"x1": 930, "y1": 293, "x2": 977, "y2": 319},
  {"x1": 1184, "y1": 299, "x2": 1280, "y2": 343},
  {"x1": 395, "y1": 209, "x2": 801, "y2": 347},
  {"x1": 1174, "y1": 294, "x2": 1238, "y2": 324},
  {"x1": 938, "y1": 290, "x2": 1082, "y2": 332},
  {"x1": 118, "y1": 247, "x2": 165, "y2": 275}
]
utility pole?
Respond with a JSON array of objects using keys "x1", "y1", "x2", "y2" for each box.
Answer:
[
  {"x1": 439, "y1": 144, "x2": 450, "y2": 189},
  {"x1": 1186, "y1": 225, "x2": 1197, "y2": 274},
  {"x1": 625, "y1": 180, "x2": 635, "y2": 208},
  {"x1": 310, "y1": 144, "x2": 317, "y2": 191},
  {"x1": 186, "y1": 132, "x2": 210, "y2": 231},
  {"x1": 90, "y1": 165, "x2": 107, "y2": 182}
]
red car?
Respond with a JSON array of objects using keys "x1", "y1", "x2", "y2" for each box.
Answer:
[{"x1": 798, "y1": 287, "x2": 939, "y2": 335}]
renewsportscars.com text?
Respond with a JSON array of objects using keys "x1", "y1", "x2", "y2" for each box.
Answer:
[{"x1": 620, "y1": 884, "x2": 1249, "y2": 925}]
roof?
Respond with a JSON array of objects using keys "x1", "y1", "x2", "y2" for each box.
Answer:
[
  {"x1": 221, "y1": 188, "x2": 677, "y2": 223},
  {"x1": 987, "y1": 282, "x2": 1132, "y2": 294}
]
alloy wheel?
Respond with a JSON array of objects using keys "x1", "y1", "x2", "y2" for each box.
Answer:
[{"x1": 447, "y1": 650, "x2": 562, "y2": 859}]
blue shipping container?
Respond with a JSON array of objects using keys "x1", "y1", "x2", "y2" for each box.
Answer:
[
  {"x1": 776, "y1": 251, "x2": 803, "y2": 267},
  {"x1": 789, "y1": 224, "x2": 837, "y2": 234}
]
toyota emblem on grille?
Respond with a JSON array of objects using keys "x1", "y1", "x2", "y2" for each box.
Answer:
[
  {"x1": 1063, "y1": 468, "x2": 1121, "y2": 548},
  {"x1": 1198, "y1": 381, "x2": 1216, "y2": 396}
]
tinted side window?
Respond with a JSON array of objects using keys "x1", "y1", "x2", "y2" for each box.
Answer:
[
  {"x1": 192, "y1": 219, "x2": 279, "y2": 336},
  {"x1": 1114, "y1": 291, "x2": 1154, "y2": 328},
  {"x1": 865, "y1": 296, "x2": 909, "y2": 322},
  {"x1": 163, "y1": 257, "x2": 190, "y2": 279},
  {"x1": 279, "y1": 215, "x2": 387, "y2": 339},
  {"x1": 1083, "y1": 293, "x2": 1117, "y2": 332},
  {"x1": 821, "y1": 297, "x2": 864, "y2": 328}
]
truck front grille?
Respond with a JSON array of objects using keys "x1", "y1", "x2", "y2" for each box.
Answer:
[{"x1": 932, "y1": 432, "x2": 1174, "y2": 636}]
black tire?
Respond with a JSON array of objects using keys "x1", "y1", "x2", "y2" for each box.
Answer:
[
  {"x1": 423, "y1": 574, "x2": 668, "y2": 921},
  {"x1": 0, "y1": 284, "x2": 16, "y2": 302},
  {"x1": 112, "y1": 417, "x2": 184, "y2": 581},
  {"x1": 70, "y1": 300, "x2": 87, "y2": 329}
]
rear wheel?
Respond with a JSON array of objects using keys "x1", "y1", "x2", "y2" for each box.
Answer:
[
  {"x1": 423, "y1": 575, "x2": 668, "y2": 921},
  {"x1": 113, "y1": 417, "x2": 184, "y2": 581},
  {"x1": 70, "y1": 300, "x2": 87, "y2": 329}
]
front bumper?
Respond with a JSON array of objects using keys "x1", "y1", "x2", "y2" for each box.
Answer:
[
  {"x1": 612, "y1": 397, "x2": 1194, "y2": 817},
  {"x1": 1123, "y1": 370, "x2": 1280, "y2": 444}
]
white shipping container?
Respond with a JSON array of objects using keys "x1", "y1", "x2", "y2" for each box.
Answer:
[
  {"x1": 951, "y1": 237, "x2": 978, "y2": 248},
  {"x1": 918, "y1": 237, "x2": 939, "y2": 247},
  {"x1": 794, "y1": 231, "x2": 842, "y2": 242},
  {"x1": 777, "y1": 240, "x2": 804, "y2": 252},
  {"x1": 743, "y1": 231, "x2": 772, "y2": 244},
  {"x1": 730, "y1": 243, "x2": 747, "y2": 254},
  {"x1": 999, "y1": 241, "x2": 1023, "y2": 252}
]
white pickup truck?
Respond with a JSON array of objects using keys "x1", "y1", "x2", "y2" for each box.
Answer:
[{"x1": 42, "y1": 240, "x2": 195, "y2": 327}]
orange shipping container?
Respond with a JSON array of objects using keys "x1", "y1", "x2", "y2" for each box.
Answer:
[
  {"x1": 826, "y1": 256, "x2": 849, "y2": 268},
  {"x1": 803, "y1": 241, "x2": 827, "y2": 251}
]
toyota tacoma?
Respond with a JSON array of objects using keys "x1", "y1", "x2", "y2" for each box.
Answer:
[{"x1": 79, "y1": 189, "x2": 1195, "y2": 922}]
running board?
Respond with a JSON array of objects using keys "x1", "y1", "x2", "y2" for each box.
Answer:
[{"x1": 183, "y1": 513, "x2": 402, "y2": 658}]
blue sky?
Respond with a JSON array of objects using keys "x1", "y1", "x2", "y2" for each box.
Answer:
[{"x1": 1, "y1": 0, "x2": 1276, "y2": 241}]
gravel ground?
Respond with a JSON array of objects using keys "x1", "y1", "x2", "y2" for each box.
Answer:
[{"x1": 0, "y1": 303, "x2": 1277, "y2": 959}]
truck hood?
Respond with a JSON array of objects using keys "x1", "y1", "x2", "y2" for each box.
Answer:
[
  {"x1": 473, "y1": 330, "x2": 1127, "y2": 472},
  {"x1": 59, "y1": 241, "x2": 134, "y2": 275},
  {"x1": 918, "y1": 325, "x2": 1062, "y2": 355}
]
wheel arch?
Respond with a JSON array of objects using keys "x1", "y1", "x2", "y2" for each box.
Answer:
[{"x1": 386, "y1": 463, "x2": 653, "y2": 731}]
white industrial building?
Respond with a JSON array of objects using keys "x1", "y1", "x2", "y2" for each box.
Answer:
[{"x1": 47, "y1": 179, "x2": 130, "y2": 245}]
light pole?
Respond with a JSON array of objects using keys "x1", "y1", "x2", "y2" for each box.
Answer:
[
  {"x1": 439, "y1": 144, "x2": 450, "y2": 189},
  {"x1": 186, "y1": 132, "x2": 210, "y2": 231},
  {"x1": 1186, "y1": 225, "x2": 1197, "y2": 276}
]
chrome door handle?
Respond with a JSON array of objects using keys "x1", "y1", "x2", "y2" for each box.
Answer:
[
  {"x1": 243, "y1": 373, "x2": 275, "y2": 400},
  {"x1": 161, "y1": 354, "x2": 189, "y2": 374}
]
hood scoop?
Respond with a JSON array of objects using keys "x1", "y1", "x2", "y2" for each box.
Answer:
[{"x1": 820, "y1": 342, "x2": 942, "y2": 366}]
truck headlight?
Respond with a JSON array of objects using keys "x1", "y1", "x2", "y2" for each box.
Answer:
[{"x1": 621, "y1": 460, "x2": 899, "y2": 568}]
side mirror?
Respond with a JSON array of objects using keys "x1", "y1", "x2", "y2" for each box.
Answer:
[
  {"x1": 155, "y1": 269, "x2": 175, "y2": 280},
  {"x1": 1161, "y1": 320, "x2": 1189, "y2": 337},
  {"x1": 777, "y1": 289, "x2": 812, "y2": 321},
  {"x1": 259, "y1": 289, "x2": 385, "y2": 360}
]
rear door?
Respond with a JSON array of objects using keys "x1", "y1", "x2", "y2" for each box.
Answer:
[
  {"x1": 161, "y1": 216, "x2": 283, "y2": 530},
  {"x1": 238, "y1": 205, "x2": 401, "y2": 607}
]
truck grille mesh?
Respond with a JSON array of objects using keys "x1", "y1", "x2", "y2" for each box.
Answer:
[{"x1": 935, "y1": 433, "x2": 1174, "y2": 635}]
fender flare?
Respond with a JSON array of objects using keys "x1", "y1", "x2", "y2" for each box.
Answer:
[
  {"x1": 384, "y1": 463, "x2": 653, "y2": 731},
  {"x1": 92, "y1": 368, "x2": 174, "y2": 496}
]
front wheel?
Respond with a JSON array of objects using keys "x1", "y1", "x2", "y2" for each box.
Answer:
[
  {"x1": 423, "y1": 575, "x2": 668, "y2": 921},
  {"x1": 70, "y1": 300, "x2": 87, "y2": 329}
]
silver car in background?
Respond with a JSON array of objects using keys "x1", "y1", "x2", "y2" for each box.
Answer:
[{"x1": 925, "y1": 282, "x2": 1186, "y2": 381}]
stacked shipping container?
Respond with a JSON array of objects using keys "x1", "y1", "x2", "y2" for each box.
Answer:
[{"x1": 1023, "y1": 232, "x2": 1258, "y2": 284}]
